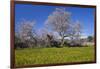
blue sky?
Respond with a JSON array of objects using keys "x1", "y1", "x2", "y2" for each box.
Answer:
[{"x1": 15, "y1": 4, "x2": 95, "y2": 37}]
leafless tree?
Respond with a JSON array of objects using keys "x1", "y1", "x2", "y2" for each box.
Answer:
[{"x1": 45, "y1": 8, "x2": 71, "y2": 47}]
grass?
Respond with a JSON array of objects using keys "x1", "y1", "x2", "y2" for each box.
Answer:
[{"x1": 15, "y1": 46, "x2": 95, "y2": 67}]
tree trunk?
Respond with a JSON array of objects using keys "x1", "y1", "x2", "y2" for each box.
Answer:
[{"x1": 60, "y1": 36, "x2": 64, "y2": 47}]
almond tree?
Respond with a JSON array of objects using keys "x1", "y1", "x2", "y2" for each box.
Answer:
[
  {"x1": 17, "y1": 19, "x2": 37, "y2": 48},
  {"x1": 45, "y1": 8, "x2": 71, "y2": 47},
  {"x1": 69, "y1": 21, "x2": 82, "y2": 46},
  {"x1": 37, "y1": 28, "x2": 54, "y2": 47}
]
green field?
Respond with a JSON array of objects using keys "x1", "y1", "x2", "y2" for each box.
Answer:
[{"x1": 15, "y1": 46, "x2": 95, "y2": 67}]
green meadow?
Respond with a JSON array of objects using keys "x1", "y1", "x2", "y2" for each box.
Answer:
[{"x1": 15, "y1": 46, "x2": 95, "y2": 67}]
